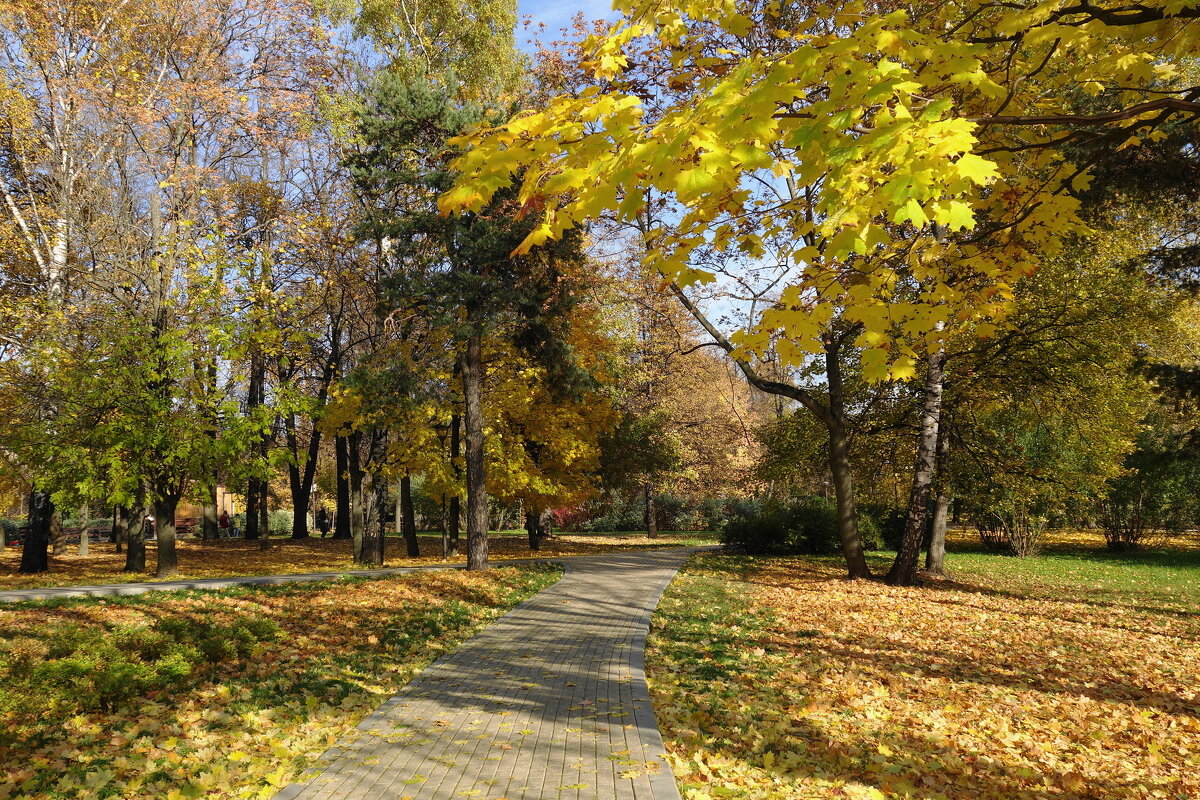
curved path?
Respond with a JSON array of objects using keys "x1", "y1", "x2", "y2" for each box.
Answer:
[{"x1": 274, "y1": 548, "x2": 693, "y2": 800}]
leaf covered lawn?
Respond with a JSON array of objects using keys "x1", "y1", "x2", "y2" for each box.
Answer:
[
  {"x1": 0, "y1": 532, "x2": 704, "y2": 590},
  {"x1": 0, "y1": 564, "x2": 560, "y2": 799},
  {"x1": 647, "y1": 554, "x2": 1199, "y2": 800}
]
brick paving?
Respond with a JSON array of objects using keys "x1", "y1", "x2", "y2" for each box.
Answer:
[{"x1": 274, "y1": 549, "x2": 693, "y2": 800}]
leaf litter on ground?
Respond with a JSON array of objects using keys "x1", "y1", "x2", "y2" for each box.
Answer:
[{"x1": 647, "y1": 549, "x2": 1199, "y2": 800}]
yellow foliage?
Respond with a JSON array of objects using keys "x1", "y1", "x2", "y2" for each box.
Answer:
[{"x1": 442, "y1": 0, "x2": 1199, "y2": 380}]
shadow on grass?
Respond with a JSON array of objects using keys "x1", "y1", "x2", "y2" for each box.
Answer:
[{"x1": 660, "y1": 553, "x2": 1194, "y2": 800}]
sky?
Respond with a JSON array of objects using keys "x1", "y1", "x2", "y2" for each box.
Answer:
[{"x1": 515, "y1": 0, "x2": 617, "y2": 49}]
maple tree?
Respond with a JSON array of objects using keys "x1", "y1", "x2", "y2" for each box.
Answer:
[{"x1": 442, "y1": 0, "x2": 1200, "y2": 582}]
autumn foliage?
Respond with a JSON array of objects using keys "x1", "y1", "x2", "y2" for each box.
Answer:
[
  {"x1": 0, "y1": 565, "x2": 559, "y2": 799},
  {"x1": 648, "y1": 548, "x2": 1200, "y2": 799}
]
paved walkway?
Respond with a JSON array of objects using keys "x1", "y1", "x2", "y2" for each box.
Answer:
[{"x1": 275, "y1": 549, "x2": 692, "y2": 800}]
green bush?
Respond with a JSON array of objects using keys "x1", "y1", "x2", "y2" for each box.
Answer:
[
  {"x1": 856, "y1": 513, "x2": 884, "y2": 551},
  {"x1": 3, "y1": 615, "x2": 281, "y2": 712},
  {"x1": 721, "y1": 496, "x2": 841, "y2": 555},
  {"x1": 860, "y1": 505, "x2": 907, "y2": 550},
  {"x1": 268, "y1": 509, "x2": 293, "y2": 535}
]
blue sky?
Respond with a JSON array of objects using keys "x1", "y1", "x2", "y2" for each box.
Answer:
[{"x1": 516, "y1": 0, "x2": 617, "y2": 45}]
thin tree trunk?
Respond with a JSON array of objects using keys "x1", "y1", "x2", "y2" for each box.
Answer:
[
  {"x1": 155, "y1": 494, "x2": 179, "y2": 578},
  {"x1": 448, "y1": 415, "x2": 461, "y2": 558},
  {"x1": 925, "y1": 428, "x2": 953, "y2": 577},
  {"x1": 202, "y1": 483, "x2": 218, "y2": 541},
  {"x1": 400, "y1": 474, "x2": 419, "y2": 557},
  {"x1": 112, "y1": 504, "x2": 128, "y2": 554},
  {"x1": 258, "y1": 478, "x2": 270, "y2": 550},
  {"x1": 334, "y1": 434, "x2": 352, "y2": 540},
  {"x1": 18, "y1": 490, "x2": 52, "y2": 574},
  {"x1": 887, "y1": 338, "x2": 946, "y2": 586},
  {"x1": 526, "y1": 506, "x2": 541, "y2": 551},
  {"x1": 440, "y1": 498, "x2": 449, "y2": 558},
  {"x1": 245, "y1": 350, "x2": 264, "y2": 541},
  {"x1": 245, "y1": 477, "x2": 261, "y2": 540},
  {"x1": 349, "y1": 431, "x2": 365, "y2": 562},
  {"x1": 644, "y1": 484, "x2": 658, "y2": 537},
  {"x1": 463, "y1": 330, "x2": 488, "y2": 570},
  {"x1": 286, "y1": 411, "x2": 321, "y2": 539},
  {"x1": 824, "y1": 340, "x2": 871, "y2": 579},
  {"x1": 123, "y1": 507, "x2": 146, "y2": 573},
  {"x1": 49, "y1": 508, "x2": 66, "y2": 555},
  {"x1": 78, "y1": 502, "x2": 89, "y2": 556}
]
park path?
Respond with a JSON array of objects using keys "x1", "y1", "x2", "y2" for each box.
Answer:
[{"x1": 274, "y1": 548, "x2": 692, "y2": 800}]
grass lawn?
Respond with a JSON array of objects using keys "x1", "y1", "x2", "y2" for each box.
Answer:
[
  {"x1": 647, "y1": 532, "x2": 1200, "y2": 800},
  {"x1": 0, "y1": 563, "x2": 560, "y2": 799},
  {"x1": 0, "y1": 530, "x2": 716, "y2": 591}
]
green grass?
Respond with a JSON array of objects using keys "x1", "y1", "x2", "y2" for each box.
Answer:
[
  {"x1": 938, "y1": 547, "x2": 1200, "y2": 614},
  {"x1": 854, "y1": 529, "x2": 1200, "y2": 614}
]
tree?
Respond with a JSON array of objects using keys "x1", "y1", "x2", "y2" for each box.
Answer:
[
  {"x1": 442, "y1": 0, "x2": 1200, "y2": 580},
  {"x1": 347, "y1": 76, "x2": 589, "y2": 569}
]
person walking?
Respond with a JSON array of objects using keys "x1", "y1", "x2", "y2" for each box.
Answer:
[{"x1": 316, "y1": 506, "x2": 331, "y2": 537}]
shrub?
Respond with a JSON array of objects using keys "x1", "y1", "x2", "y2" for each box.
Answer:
[
  {"x1": 267, "y1": 509, "x2": 293, "y2": 535},
  {"x1": 721, "y1": 496, "x2": 841, "y2": 555},
  {"x1": 0, "y1": 518, "x2": 20, "y2": 543},
  {"x1": 859, "y1": 505, "x2": 907, "y2": 551},
  {"x1": 855, "y1": 513, "x2": 883, "y2": 551}
]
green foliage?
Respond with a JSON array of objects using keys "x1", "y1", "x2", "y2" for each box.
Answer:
[
  {"x1": 0, "y1": 518, "x2": 19, "y2": 541},
  {"x1": 1099, "y1": 426, "x2": 1200, "y2": 552},
  {"x1": 721, "y1": 497, "x2": 842, "y2": 555},
  {"x1": 268, "y1": 509, "x2": 294, "y2": 536},
  {"x1": 2, "y1": 615, "x2": 281, "y2": 713},
  {"x1": 598, "y1": 411, "x2": 684, "y2": 494},
  {"x1": 860, "y1": 505, "x2": 907, "y2": 551}
]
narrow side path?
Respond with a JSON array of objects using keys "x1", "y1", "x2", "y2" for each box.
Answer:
[{"x1": 275, "y1": 548, "x2": 693, "y2": 800}]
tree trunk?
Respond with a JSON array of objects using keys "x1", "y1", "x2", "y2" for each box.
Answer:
[
  {"x1": 925, "y1": 428, "x2": 953, "y2": 577},
  {"x1": 245, "y1": 476, "x2": 261, "y2": 540},
  {"x1": 357, "y1": 472, "x2": 385, "y2": 568},
  {"x1": 349, "y1": 430, "x2": 365, "y2": 562},
  {"x1": 18, "y1": 490, "x2": 52, "y2": 574},
  {"x1": 887, "y1": 339, "x2": 946, "y2": 587},
  {"x1": 78, "y1": 502, "x2": 89, "y2": 557},
  {"x1": 258, "y1": 478, "x2": 270, "y2": 550},
  {"x1": 926, "y1": 488, "x2": 952, "y2": 577},
  {"x1": 827, "y1": 419, "x2": 870, "y2": 579},
  {"x1": 245, "y1": 349, "x2": 266, "y2": 542},
  {"x1": 334, "y1": 434, "x2": 352, "y2": 540},
  {"x1": 448, "y1": 413, "x2": 461, "y2": 557},
  {"x1": 124, "y1": 508, "x2": 147, "y2": 573},
  {"x1": 824, "y1": 341, "x2": 871, "y2": 579},
  {"x1": 155, "y1": 494, "x2": 179, "y2": 578},
  {"x1": 644, "y1": 484, "x2": 658, "y2": 537},
  {"x1": 112, "y1": 504, "x2": 128, "y2": 553},
  {"x1": 463, "y1": 331, "x2": 488, "y2": 570},
  {"x1": 202, "y1": 483, "x2": 218, "y2": 541},
  {"x1": 286, "y1": 411, "x2": 321, "y2": 539},
  {"x1": 526, "y1": 506, "x2": 541, "y2": 551},
  {"x1": 400, "y1": 474, "x2": 419, "y2": 557},
  {"x1": 49, "y1": 509, "x2": 66, "y2": 555}
]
